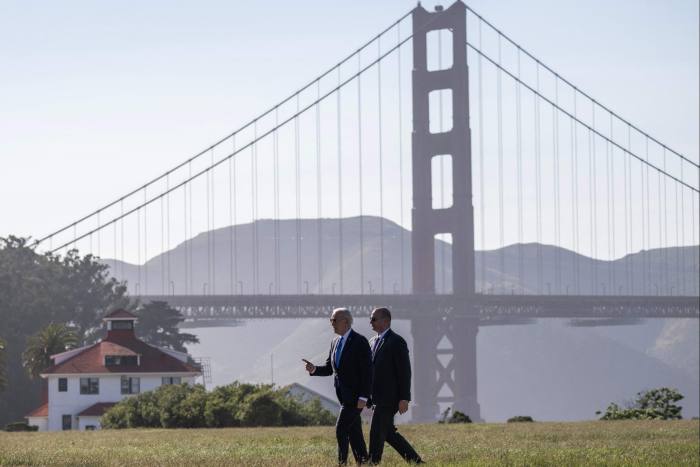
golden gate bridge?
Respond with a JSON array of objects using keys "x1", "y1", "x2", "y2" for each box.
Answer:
[{"x1": 33, "y1": 2, "x2": 699, "y2": 421}]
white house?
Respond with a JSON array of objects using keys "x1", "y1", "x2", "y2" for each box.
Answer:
[{"x1": 25, "y1": 309, "x2": 201, "y2": 431}]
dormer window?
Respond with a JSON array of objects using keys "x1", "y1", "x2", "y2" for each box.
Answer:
[{"x1": 105, "y1": 355, "x2": 139, "y2": 366}]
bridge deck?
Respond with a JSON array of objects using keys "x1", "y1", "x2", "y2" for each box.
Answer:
[{"x1": 136, "y1": 294, "x2": 699, "y2": 323}]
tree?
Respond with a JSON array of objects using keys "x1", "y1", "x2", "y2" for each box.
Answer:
[
  {"x1": 22, "y1": 323, "x2": 79, "y2": 379},
  {"x1": 135, "y1": 301, "x2": 199, "y2": 352},
  {"x1": 597, "y1": 387, "x2": 684, "y2": 420},
  {"x1": 0, "y1": 338, "x2": 6, "y2": 392}
]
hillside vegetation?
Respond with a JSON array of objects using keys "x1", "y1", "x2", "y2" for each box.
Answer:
[{"x1": 1, "y1": 420, "x2": 698, "y2": 466}]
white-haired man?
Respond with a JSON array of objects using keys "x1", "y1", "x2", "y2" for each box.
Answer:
[{"x1": 304, "y1": 308, "x2": 372, "y2": 465}]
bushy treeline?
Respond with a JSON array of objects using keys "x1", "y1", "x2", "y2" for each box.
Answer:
[
  {"x1": 102, "y1": 382, "x2": 336, "y2": 429},
  {"x1": 597, "y1": 387, "x2": 684, "y2": 420}
]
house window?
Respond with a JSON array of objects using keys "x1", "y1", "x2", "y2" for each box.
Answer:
[
  {"x1": 85, "y1": 425, "x2": 96, "y2": 431},
  {"x1": 121, "y1": 376, "x2": 140, "y2": 395},
  {"x1": 162, "y1": 377, "x2": 181, "y2": 385},
  {"x1": 58, "y1": 378, "x2": 68, "y2": 392},
  {"x1": 80, "y1": 377, "x2": 99, "y2": 395},
  {"x1": 105, "y1": 355, "x2": 138, "y2": 367},
  {"x1": 62, "y1": 414, "x2": 72, "y2": 430},
  {"x1": 111, "y1": 320, "x2": 134, "y2": 330}
]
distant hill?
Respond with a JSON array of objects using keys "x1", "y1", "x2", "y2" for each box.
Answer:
[
  {"x1": 102, "y1": 216, "x2": 700, "y2": 421},
  {"x1": 104, "y1": 216, "x2": 699, "y2": 296}
]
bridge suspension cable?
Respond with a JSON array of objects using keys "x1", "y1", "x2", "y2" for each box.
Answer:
[
  {"x1": 465, "y1": 6, "x2": 697, "y2": 295},
  {"x1": 34, "y1": 8, "x2": 415, "y2": 249},
  {"x1": 45, "y1": 28, "x2": 416, "y2": 255},
  {"x1": 465, "y1": 3, "x2": 697, "y2": 296},
  {"x1": 464, "y1": 4, "x2": 699, "y2": 170},
  {"x1": 466, "y1": 42, "x2": 699, "y2": 194}
]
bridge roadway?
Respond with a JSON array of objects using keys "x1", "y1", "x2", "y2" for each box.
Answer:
[{"x1": 137, "y1": 294, "x2": 699, "y2": 325}]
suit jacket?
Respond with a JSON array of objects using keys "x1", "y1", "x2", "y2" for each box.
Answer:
[
  {"x1": 312, "y1": 329, "x2": 372, "y2": 407},
  {"x1": 369, "y1": 328, "x2": 411, "y2": 408}
]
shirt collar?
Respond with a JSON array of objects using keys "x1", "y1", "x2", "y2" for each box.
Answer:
[
  {"x1": 375, "y1": 327, "x2": 390, "y2": 341},
  {"x1": 341, "y1": 328, "x2": 352, "y2": 340}
]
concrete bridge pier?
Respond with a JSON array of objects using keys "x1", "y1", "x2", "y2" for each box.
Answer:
[{"x1": 411, "y1": 315, "x2": 482, "y2": 422}]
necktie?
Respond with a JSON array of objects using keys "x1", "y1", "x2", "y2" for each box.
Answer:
[
  {"x1": 372, "y1": 337, "x2": 381, "y2": 357},
  {"x1": 334, "y1": 336, "x2": 344, "y2": 367}
]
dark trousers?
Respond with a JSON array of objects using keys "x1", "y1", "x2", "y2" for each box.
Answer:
[
  {"x1": 336, "y1": 405, "x2": 368, "y2": 465},
  {"x1": 369, "y1": 405, "x2": 421, "y2": 464}
]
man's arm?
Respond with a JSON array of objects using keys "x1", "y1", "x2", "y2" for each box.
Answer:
[
  {"x1": 393, "y1": 336, "x2": 412, "y2": 402},
  {"x1": 308, "y1": 342, "x2": 334, "y2": 377},
  {"x1": 358, "y1": 337, "x2": 372, "y2": 404}
]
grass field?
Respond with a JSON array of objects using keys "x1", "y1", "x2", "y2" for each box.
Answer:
[{"x1": 0, "y1": 420, "x2": 698, "y2": 466}]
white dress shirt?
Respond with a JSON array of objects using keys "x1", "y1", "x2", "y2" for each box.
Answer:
[{"x1": 335, "y1": 328, "x2": 352, "y2": 364}]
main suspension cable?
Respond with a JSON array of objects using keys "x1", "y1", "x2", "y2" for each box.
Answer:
[
  {"x1": 464, "y1": 4, "x2": 698, "y2": 169},
  {"x1": 467, "y1": 42, "x2": 698, "y2": 193},
  {"x1": 35, "y1": 10, "x2": 415, "y2": 248}
]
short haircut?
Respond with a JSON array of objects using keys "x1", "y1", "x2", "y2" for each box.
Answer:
[
  {"x1": 332, "y1": 307, "x2": 353, "y2": 325},
  {"x1": 373, "y1": 307, "x2": 391, "y2": 321}
]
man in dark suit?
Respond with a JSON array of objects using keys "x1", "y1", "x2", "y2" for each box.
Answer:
[
  {"x1": 367, "y1": 307, "x2": 423, "y2": 464},
  {"x1": 304, "y1": 307, "x2": 371, "y2": 465}
]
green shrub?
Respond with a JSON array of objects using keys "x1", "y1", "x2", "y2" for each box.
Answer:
[
  {"x1": 102, "y1": 381, "x2": 335, "y2": 429},
  {"x1": 204, "y1": 385, "x2": 241, "y2": 427},
  {"x1": 136, "y1": 390, "x2": 161, "y2": 427},
  {"x1": 597, "y1": 387, "x2": 684, "y2": 420},
  {"x1": 177, "y1": 385, "x2": 208, "y2": 428},
  {"x1": 156, "y1": 384, "x2": 192, "y2": 428},
  {"x1": 448, "y1": 410, "x2": 472, "y2": 424},
  {"x1": 5, "y1": 421, "x2": 38, "y2": 432},
  {"x1": 438, "y1": 408, "x2": 472, "y2": 424},
  {"x1": 507, "y1": 415, "x2": 534, "y2": 423},
  {"x1": 101, "y1": 396, "x2": 144, "y2": 428},
  {"x1": 239, "y1": 391, "x2": 283, "y2": 427},
  {"x1": 282, "y1": 396, "x2": 336, "y2": 426}
]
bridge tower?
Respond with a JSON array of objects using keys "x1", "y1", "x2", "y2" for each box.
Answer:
[{"x1": 410, "y1": 1, "x2": 481, "y2": 422}]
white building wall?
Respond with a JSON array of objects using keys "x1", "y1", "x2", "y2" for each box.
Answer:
[
  {"x1": 77, "y1": 416, "x2": 102, "y2": 431},
  {"x1": 26, "y1": 416, "x2": 48, "y2": 432},
  {"x1": 46, "y1": 374, "x2": 195, "y2": 431}
]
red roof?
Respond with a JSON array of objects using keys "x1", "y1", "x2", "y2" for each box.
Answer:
[
  {"x1": 104, "y1": 309, "x2": 137, "y2": 319},
  {"x1": 42, "y1": 330, "x2": 200, "y2": 375},
  {"x1": 100, "y1": 341, "x2": 139, "y2": 357},
  {"x1": 78, "y1": 402, "x2": 117, "y2": 417},
  {"x1": 26, "y1": 402, "x2": 48, "y2": 418}
]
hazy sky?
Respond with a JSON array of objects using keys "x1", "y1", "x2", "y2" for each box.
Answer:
[{"x1": 1, "y1": 0, "x2": 698, "y2": 256}]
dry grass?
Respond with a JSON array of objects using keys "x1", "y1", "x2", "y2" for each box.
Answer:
[{"x1": 0, "y1": 420, "x2": 698, "y2": 466}]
